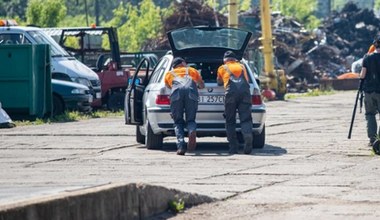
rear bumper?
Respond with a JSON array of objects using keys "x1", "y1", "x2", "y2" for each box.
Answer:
[
  {"x1": 157, "y1": 122, "x2": 264, "y2": 137},
  {"x1": 147, "y1": 106, "x2": 266, "y2": 136}
]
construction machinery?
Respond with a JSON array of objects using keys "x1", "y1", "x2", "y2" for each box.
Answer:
[{"x1": 259, "y1": 0, "x2": 287, "y2": 99}]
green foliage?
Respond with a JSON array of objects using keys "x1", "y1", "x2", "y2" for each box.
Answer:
[
  {"x1": 272, "y1": 0, "x2": 320, "y2": 30},
  {"x1": 285, "y1": 89, "x2": 335, "y2": 99},
  {"x1": 26, "y1": 0, "x2": 67, "y2": 27},
  {"x1": 376, "y1": 0, "x2": 380, "y2": 10},
  {"x1": 168, "y1": 199, "x2": 185, "y2": 213},
  {"x1": 0, "y1": 0, "x2": 28, "y2": 20},
  {"x1": 205, "y1": 0, "x2": 251, "y2": 14},
  {"x1": 106, "y1": 0, "x2": 166, "y2": 52},
  {"x1": 58, "y1": 15, "x2": 94, "y2": 27},
  {"x1": 304, "y1": 15, "x2": 321, "y2": 30},
  {"x1": 240, "y1": 0, "x2": 251, "y2": 11}
]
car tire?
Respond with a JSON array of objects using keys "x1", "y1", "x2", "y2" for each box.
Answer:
[
  {"x1": 136, "y1": 126, "x2": 145, "y2": 144},
  {"x1": 145, "y1": 122, "x2": 163, "y2": 149},
  {"x1": 107, "y1": 92, "x2": 124, "y2": 111},
  {"x1": 53, "y1": 94, "x2": 64, "y2": 116},
  {"x1": 253, "y1": 125, "x2": 265, "y2": 149}
]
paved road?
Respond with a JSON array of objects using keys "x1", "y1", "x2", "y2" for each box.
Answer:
[{"x1": 1, "y1": 91, "x2": 379, "y2": 219}]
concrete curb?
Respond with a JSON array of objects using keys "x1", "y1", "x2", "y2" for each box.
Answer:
[{"x1": 0, "y1": 182, "x2": 215, "y2": 220}]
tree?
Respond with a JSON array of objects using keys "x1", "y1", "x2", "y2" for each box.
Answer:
[
  {"x1": 58, "y1": 15, "x2": 94, "y2": 27},
  {"x1": 106, "y1": 0, "x2": 166, "y2": 52},
  {"x1": 271, "y1": 0, "x2": 320, "y2": 29},
  {"x1": 376, "y1": 0, "x2": 380, "y2": 11},
  {"x1": 0, "y1": 0, "x2": 28, "y2": 20},
  {"x1": 205, "y1": 0, "x2": 251, "y2": 13},
  {"x1": 26, "y1": 0, "x2": 67, "y2": 27}
]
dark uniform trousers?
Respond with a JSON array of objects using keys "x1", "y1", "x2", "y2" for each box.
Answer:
[
  {"x1": 169, "y1": 69, "x2": 199, "y2": 149},
  {"x1": 224, "y1": 68, "x2": 253, "y2": 151}
]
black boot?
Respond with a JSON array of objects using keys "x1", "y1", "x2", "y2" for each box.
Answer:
[{"x1": 243, "y1": 134, "x2": 253, "y2": 154}]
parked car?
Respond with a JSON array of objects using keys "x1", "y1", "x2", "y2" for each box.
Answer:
[
  {"x1": 0, "y1": 20, "x2": 102, "y2": 107},
  {"x1": 52, "y1": 79, "x2": 92, "y2": 116},
  {"x1": 124, "y1": 26, "x2": 266, "y2": 150}
]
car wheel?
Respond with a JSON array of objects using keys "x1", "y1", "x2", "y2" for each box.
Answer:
[
  {"x1": 136, "y1": 126, "x2": 145, "y2": 144},
  {"x1": 53, "y1": 94, "x2": 64, "y2": 116},
  {"x1": 107, "y1": 92, "x2": 124, "y2": 111},
  {"x1": 145, "y1": 121, "x2": 163, "y2": 149},
  {"x1": 253, "y1": 125, "x2": 265, "y2": 149}
]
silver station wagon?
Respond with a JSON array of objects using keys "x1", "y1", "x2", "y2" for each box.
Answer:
[{"x1": 125, "y1": 26, "x2": 266, "y2": 150}]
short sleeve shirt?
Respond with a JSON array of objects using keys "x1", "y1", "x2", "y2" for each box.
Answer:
[
  {"x1": 362, "y1": 52, "x2": 380, "y2": 92},
  {"x1": 164, "y1": 67, "x2": 202, "y2": 88},
  {"x1": 217, "y1": 61, "x2": 249, "y2": 88}
]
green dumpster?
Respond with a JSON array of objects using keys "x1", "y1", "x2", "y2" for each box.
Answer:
[{"x1": 0, "y1": 44, "x2": 52, "y2": 119}]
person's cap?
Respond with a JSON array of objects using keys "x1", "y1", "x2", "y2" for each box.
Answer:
[
  {"x1": 223, "y1": 51, "x2": 237, "y2": 60},
  {"x1": 172, "y1": 57, "x2": 185, "y2": 68}
]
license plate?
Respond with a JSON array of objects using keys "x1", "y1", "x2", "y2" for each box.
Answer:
[
  {"x1": 198, "y1": 95, "x2": 225, "y2": 104},
  {"x1": 96, "y1": 92, "x2": 101, "y2": 99}
]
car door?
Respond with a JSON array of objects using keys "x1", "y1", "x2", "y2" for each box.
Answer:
[{"x1": 125, "y1": 57, "x2": 150, "y2": 125}]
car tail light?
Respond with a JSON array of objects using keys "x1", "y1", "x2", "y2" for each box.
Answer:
[
  {"x1": 252, "y1": 88, "x2": 262, "y2": 105},
  {"x1": 156, "y1": 95, "x2": 170, "y2": 105}
]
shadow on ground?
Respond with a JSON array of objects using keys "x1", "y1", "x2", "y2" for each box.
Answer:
[{"x1": 138, "y1": 141, "x2": 287, "y2": 157}]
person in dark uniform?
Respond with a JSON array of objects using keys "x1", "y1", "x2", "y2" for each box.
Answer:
[
  {"x1": 164, "y1": 57, "x2": 205, "y2": 155},
  {"x1": 360, "y1": 36, "x2": 380, "y2": 146},
  {"x1": 217, "y1": 51, "x2": 253, "y2": 154}
]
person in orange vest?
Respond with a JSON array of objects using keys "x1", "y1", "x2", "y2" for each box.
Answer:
[
  {"x1": 164, "y1": 57, "x2": 204, "y2": 155},
  {"x1": 217, "y1": 51, "x2": 252, "y2": 154}
]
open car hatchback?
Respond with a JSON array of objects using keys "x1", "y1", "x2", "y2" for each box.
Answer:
[{"x1": 124, "y1": 26, "x2": 266, "y2": 150}]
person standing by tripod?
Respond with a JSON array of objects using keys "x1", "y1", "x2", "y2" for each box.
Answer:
[{"x1": 360, "y1": 36, "x2": 380, "y2": 146}]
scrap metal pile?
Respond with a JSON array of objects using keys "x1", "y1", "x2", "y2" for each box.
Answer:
[
  {"x1": 268, "y1": 2, "x2": 380, "y2": 91},
  {"x1": 150, "y1": 1, "x2": 378, "y2": 91}
]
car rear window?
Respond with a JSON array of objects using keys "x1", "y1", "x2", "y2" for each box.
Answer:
[{"x1": 188, "y1": 62, "x2": 253, "y2": 83}]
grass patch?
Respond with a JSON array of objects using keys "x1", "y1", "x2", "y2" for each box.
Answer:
[
  {"x1": 168, "y1": 199, "x2": 185, "y2": 213},
  {"x1": 285, "y1": 89, "x2": 335, "y2": 99},
  {"x1": 14, "y1": 110, "x2": 123, "y2": 126}
]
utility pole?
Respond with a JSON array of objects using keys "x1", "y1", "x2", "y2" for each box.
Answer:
[
  {"x1": 84, "y1": 0, "x2": 89, "y2": 26},
  {"x1": 228, "y1": 0, "x2": 238, "y2": 28},
  {"x1": 95, "y1": 0, "x2": 100, "y2": 26},
  {"x1": 260, "y1": 0, "x2": 274, "y2": 75}
]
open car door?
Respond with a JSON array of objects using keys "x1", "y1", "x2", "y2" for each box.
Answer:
[{"x1": 124, "y1": 58, "x2": 150, "y2": 125}]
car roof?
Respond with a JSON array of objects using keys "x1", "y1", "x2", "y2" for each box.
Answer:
[
  {"x1": 43, "y1": 27, "x2": 115, "y2": 37},
  {"x1": 0, "y1": 26, "x2": 42, "y2": 32}
]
